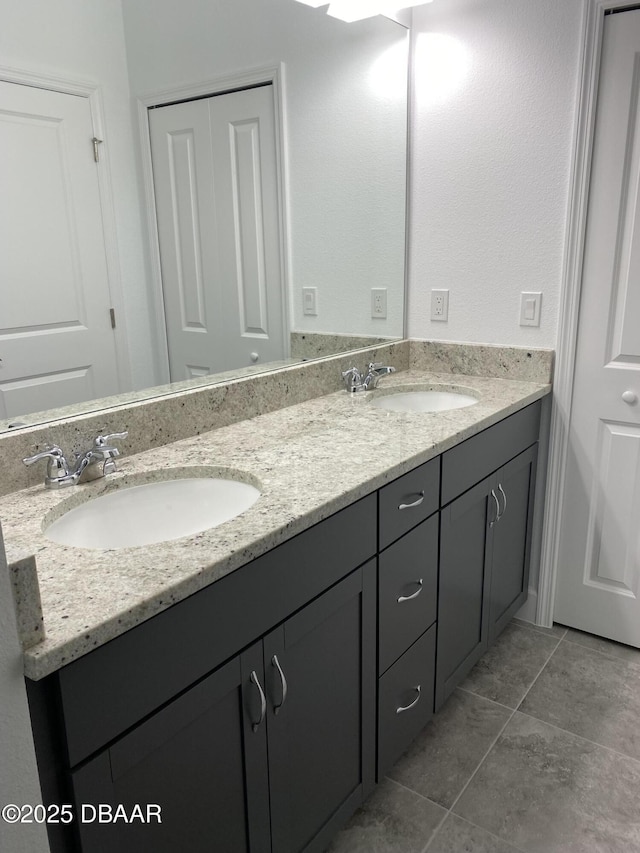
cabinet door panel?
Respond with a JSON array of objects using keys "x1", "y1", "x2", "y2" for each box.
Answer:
[
  {"x1": 264, "y1": 562, "x2": 376, "y2": 853},
  {"x1": 489, "y1": 445, "x2": 538, "y2": 641},
  {"x1": 436, "y1": 476, "x2": 494, "y2": 710},
  {"x1": 72, "y1": 646, "x2": 269, "y2": 853}
]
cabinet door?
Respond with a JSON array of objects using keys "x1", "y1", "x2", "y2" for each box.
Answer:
[
  {"x1": 436, "y1": 476, "x2": 495, "y2": 710},
  {"x1": 71, "y1": 644, "x2": 270, "y2": 853},
  {"x1": 489, "y1": 445, "x2": 538, "y2": 642},
  {"x1": 263, "y1": 561, "x2": 376, "y2": 853}
]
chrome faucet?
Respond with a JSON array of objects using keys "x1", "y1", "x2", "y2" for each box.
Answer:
[
  {"x1": 23, "y1": 431, "x2": 128, "y2": 489},
  {"x1": 341, "y1": 363, "x2": 396, "y2": 393}
]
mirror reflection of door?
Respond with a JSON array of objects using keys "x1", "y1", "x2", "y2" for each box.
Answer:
[
  {"x1": 0, "y1": 81, "x2": 120, "y2": 420},
  {"x1": 149, "y1": 84, "x2": 286, "y2": 381}
]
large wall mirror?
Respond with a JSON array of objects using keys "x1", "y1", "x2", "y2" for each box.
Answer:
[{"x1": 0, "y1": 0, "x2": 409, "y2": 434}]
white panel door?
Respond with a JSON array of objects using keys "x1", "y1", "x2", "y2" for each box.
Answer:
[
  {"x1": 149, "y1": 85, "x2": 285, "y2": 380},
  {"x1": 0, "y1": 81, "x2": 120, "y2": 420},
  {"x1": 555, "y1": 10, "x2": 640, "y2": 647}
]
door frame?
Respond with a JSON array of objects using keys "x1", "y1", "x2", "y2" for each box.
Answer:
[
  {"x1": 136, "y1": 64, "x2": 291, "y2": 385},
  {"x1": 0, "y1": 64, "x2": 133, "y2": 394},
  {"x1": 538, "y1": 0, "x2": 635, "y2": 627}
]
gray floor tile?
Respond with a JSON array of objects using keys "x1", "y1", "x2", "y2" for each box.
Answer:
[
  {"x1": 520, "y1": 638, "x2": 640, "y2": 761},
  {"x1": 563, "y1": 627, "x2": 640, "y2": 666},
  {"x1": 453, "y1": 712, "x2": 640, "y2": 853},
  {"x1": 325, "y1": 778, "x2": 445, "y2": 853},
  {"x1": 387, "y1": 689, "x2": 511, "y2": 809},
  {"x1": 511, "y1": 618, "x2": 567, "y2": 640},
  {"x1": 461, "y1": 623, "x2": 558, "y2": 708},
  {"x1": 427, "y1": 814, "x2": 524, "y2": 853}
]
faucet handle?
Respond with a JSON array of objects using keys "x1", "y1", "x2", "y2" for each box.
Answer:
[
  {"x1": 94, "y1": 431, "x2": 128, "y2": 447},
  {"x1": 23, "y1": 445, "x2": 70, "y2": 480},
  {"x1": 368, "y1": 362, "x2": 396, "y2": 374},
  {"x1": 342, "y1": 367, "x2": 363, "y2": 392}
]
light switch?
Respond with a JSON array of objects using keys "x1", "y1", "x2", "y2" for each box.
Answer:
[
  {"x1": 302, "y1": 287, "x2": 318, "y2": 316},
  {"x1": 520, "y1": 292, "x2": 542, "y2": 327}
]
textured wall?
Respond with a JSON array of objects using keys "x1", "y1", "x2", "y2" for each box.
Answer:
[
  {"x1": 121, "y1": 0, "x2": 407, "y2": 339},
  {"x1": 408, "y1": 0, "x2": 585, "y2": 347},
  {"x1": 0, "y1": 0, "x2": 159, "y2": 391}
]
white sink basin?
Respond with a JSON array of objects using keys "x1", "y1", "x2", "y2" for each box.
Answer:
[
  {"x1": 371, "y1": 388, "x2": 478, "y2": 413},
  {"x1": 44, "y1": 475, "x2": 261, "y2": 550}
]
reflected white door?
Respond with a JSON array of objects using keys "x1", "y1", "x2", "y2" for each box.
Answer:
[
  {"x1": 0, "y1": 81, "x2": 120, "y2": 420},
  {"x1": 149, "y1": 85, "x2": 285, "y2": 380},
  {"x1": 555, "y1": 10, "x2": 640, "y2": 647}
]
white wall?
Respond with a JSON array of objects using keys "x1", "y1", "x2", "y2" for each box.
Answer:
[
  {"x1": 0, "y1": 524, "x2": 48, "y2": 853},
  {"x1": 121, "y1": 0, "x2": 407, "y2": 339},
  {"x1": 408, "y1": 0, "x2": 585, "y2": 347},
  {"x1": 0, "y1": 0, "x2": 159, "y2": 390}
]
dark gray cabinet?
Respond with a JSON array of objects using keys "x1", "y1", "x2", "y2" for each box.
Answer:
[
  {"x1": 27, "y1": 400, "x2": 545, "y2": 853},
  {"x1": 488, "y1": 445, "x2": 538, "y2": 642},
  {"x1": 436, "y1": 475, "x2": 494, "y2": 709},
  {"x1": 376, "y1": 483, "x2": 440, "y2": 777},
  {"x1": 69, "y1": 563, "x2": 375, "y2": 853},
  {"x1": 436, "y1": 422, "x2": 539, "y2": 710},
  {"x1": 72, "y1": 643, "x2": 270, "y2": 853},
  {"x1": 264, "y1": 565, "x2": 375, "y2": 853}
]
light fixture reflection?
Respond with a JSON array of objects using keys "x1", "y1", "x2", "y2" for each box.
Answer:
[{"x1": 293, "y1": 0, "x2": 433, "y2": 23}]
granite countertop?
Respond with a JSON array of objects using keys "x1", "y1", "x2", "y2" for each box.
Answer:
[{"x1": 0, "y1": 370, "x2": 551, "y2": 680}]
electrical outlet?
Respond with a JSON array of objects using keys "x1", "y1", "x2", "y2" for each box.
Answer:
[
  {"x1": 371, "y1": 288, "x2": 387, "y2": 319},
  {"x1": 519, "y1": 292, "x2": 542, "y2": 327},
  {"x1": 302, "y1": 287, "x2": 318, "y2": 316},
  {"x1": 431, "y1": 289, "x2": 449, "y2": 321}
]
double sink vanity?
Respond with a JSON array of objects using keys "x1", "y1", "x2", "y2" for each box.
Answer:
[{"x1": 1, "y1": 346, "x2": 551, "y2": 853}]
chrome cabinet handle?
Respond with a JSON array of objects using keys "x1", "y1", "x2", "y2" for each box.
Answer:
[
  {"x1": 397, "y1": 579, "x2": 424, "y2": 603},
  {"x1": 396, "y1": 685, "x2": 421, "y2": 714},
  {"x1": 250, "y1": 671, "x2": 266, "y2": 732},
  {"x1": 497, "y1": 484, "x2": 507, "y2": 520},
  {"x1": 271, "y1": 655, "x2": 288, "y2": 715},
  {"x1": 398, "y1": 491, "x2": 425, "y2": 510},
  {"x1": 489, "y1": 489, "x2": 500, "y2": 527}
]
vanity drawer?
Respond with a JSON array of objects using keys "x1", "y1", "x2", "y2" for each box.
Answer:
[
  {"x1": 441, "y1": 401, "x2": 541, "y2": 505},
  {"x1": 56, "y1": 493, "x2": 377, "y2": 767},
  {"x1": 378, "y1": 515, "x2": 438, "y2": 675},
  {"x1": 378, "y1": 457, "x2": 439, "y2": 550},
  {"x1": 377, "y1": 624, "x2": 435, "y2": 779}
]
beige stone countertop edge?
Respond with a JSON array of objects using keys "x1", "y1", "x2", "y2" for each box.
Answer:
[{"x1": 0, "y1": 371, "x2": 551, "y2": 680}]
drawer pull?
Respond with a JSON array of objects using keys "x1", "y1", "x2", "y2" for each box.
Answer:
[
  {"x1": 396, "y1": 685, "x2": 421, "y2": 714},
  {"x1": 489, "y1": 489, "x2": 500, "y2": 527},
  {"x1": 250, "y1": 671, "x2": 267, "y2": 732},
  {"x1": 271, "y1": 655, "x2": 288, "y2": 715},
  {"x1": 398, "y1": 491, "x2": 425, "y2": 510},
  {"x1": 397, "y1": 579, "x2": 424, "y2": 603},
  {"x1": 498, "y1": 484, "x2": 507, "y2": 519}
]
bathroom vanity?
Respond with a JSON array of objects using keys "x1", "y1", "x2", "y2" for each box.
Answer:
[{"x1": 2, "y1": 365, "x2": 549, "y2": 853}]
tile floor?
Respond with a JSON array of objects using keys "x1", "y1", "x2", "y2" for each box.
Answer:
[{"x1": 326, "y1": 619, "x2": 640, "y2": 853}]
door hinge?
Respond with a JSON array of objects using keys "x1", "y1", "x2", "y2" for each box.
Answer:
[
  {"x1": 92, "y1": 137, "x2": 103, "y2": 163},
  {"x1": 109, "y1": 308, "x2": 116, "y2": 329}
]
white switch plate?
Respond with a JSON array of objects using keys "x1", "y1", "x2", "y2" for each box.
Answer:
[
  {"x1": 431, "y1": 289, "x2": 449, "y2": 322},
  {"x1": 520, "y1": 292, "x2": 542, "y2": 327},
  {"x1": 302, "y1": 287, "x2": 318, "y2": 316},
  {"x1": 371, "y1": 288, "x2": 387, "y2": 319}
]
